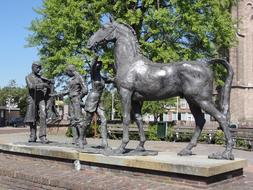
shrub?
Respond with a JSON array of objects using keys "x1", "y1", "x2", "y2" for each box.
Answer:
[
  {"x1": 166, "y1": 127, "x2": 175, "y2": 142},
  {"x1": 147, "y1": 124, "x2": 159, "y2": 141},
  {"x1": 129, "y1": 133, "x2": 140, "y2": 140},
  {"x1": 236, "y1": 139, "x2": 252, "y2": 150},
  {"x1": 65, "y1": 127, "x2": 72, "y2": 137},
  {"x1": 213, "y1": 130, "x2": 225, "y2": 145},
  {"x1": 198, "y1": 133, "x2": 207, "y2": 142},
  {"x1": 65, "y1": 123, "x2": 99, "y2": 138},
  {"x1": 236, "y1": 139, "x2": 247, "y2": 148},
  {"x1": 179, "y1": 132, "x2": 192, "y2": 142}
]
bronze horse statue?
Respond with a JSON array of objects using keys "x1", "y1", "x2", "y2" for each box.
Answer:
[{"x1": 87, "y1": 20, "x2": 234, "y2": 160}]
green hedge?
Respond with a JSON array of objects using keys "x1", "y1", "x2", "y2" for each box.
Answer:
[
  {"x1": 65, "y1": 124, "x2": 100, "y2": 138},
  {"x1": 65, "y1": 125, "x2": 252, "y2": 150},
  {"x1": 213, "y1": 130, "x2": 225, "y2": 145}
]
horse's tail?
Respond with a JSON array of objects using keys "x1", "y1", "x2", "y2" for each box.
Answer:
[{"x1": 207, "y1": 58, "x2": 234, "y2": 119}]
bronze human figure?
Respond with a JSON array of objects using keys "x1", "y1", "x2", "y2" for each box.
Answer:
[
  {"x1": 87, "y1": 20, "x2": 234, "y2": 160},
  {"x1": 83, "y1": 57, "x2": 113, "y2": 148},
  {"x1": 53, "y1": 65, "x2": 88, "y2": 148},
  {"x1": 46, "y1": 79, "x2": 61, "y2": 124},
  {"x1": 24, "y1": 62, "x2": 51, "y2": 144}
]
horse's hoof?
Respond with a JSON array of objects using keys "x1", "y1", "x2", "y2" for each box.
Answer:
[
  {"x1": 113, "y1": 148, "x2": 126, "y2": 155},
  {"x1": 103, "y1": 147, "x2": 114, "y2": 156},
  {"x1": 222, "y1": 151, "x2": 235, "y2": 160},
  {"x1": 99, "y1": 144, "x2": 107, "y2": 148},
  {"x1": 177, "y1": 149, "x2": 192, "y2": 156},
  {"x1": 208, "y1": 152, "x2": 223, "y2": 159},
  {"x1": 104, "y1": 146, "x2": 112, "y2": 151},
  {"x1": 100, "y1": 141, "x2": 109, "y2": 148},
  {"x1": 208, "y1": 151, "x2": 234, "y2": 160},
  {"x1": 99, "y1": 144, "x2": 112, "y2": 150},
  {"x1": 79, "y1": 144, "x2": 84, "y2": 149},
  {"x1": 78, "y1": 139, "x2": 87, "y2": 149},
  {"x1": 83, "y1": 139, "x2": 87, "y2": 146},
  {"x1": 135, "y1": 145, "x2": 145, "y2": 152}
]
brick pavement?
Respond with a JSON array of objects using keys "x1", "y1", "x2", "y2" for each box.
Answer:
[
  {"x1": 0, "y1": 127, "x2": 28, "y2": 134},
  {"x1": 0, "y1": 152, "x2": 252, "y2": 190},
  {"x1": 0, "y1": 152, "x2": 194, "y2": 190}
]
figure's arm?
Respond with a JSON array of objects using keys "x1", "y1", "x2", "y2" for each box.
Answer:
[
  {"x1": 36, "y1": 83, "x2": 50, "y2": 90},
  {"x1": 78, "y1": 75, "x2": 88, "y2": 96},
  {"x1": 26, "y1": 76, "x2": 48, "y2": 90},
  {"x1": 90, "y1": 56, "x2": 99, "y2": 81},
  {"x1": 41, "y1": 76, "x2": 54, "y2": 85},
  {"x1": 101, "y1": 75, "x2": 115, "y2": 84},
  {"x1": 26, "y1": 76, "x2": 35, "y2": 89},
  {"x1": 50, "y1": 90, "x2": 69, "y2": 97}
]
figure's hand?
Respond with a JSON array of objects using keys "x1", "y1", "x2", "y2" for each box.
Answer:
[
  {"x1": 36, "y1": 83, "x2": 49, "y2": 90},
  {"x1": 92, "y1": 55, "x2": 99, "y2": 64},
  {"x1": 81, "y1": 89, "x2": 88, "y2": 96},
  {"x1": 49, "y1": 79, "x2": 55, "y2": 84},
  {"x1": 102, "y1": 76, "x2": 115, "y2": 83},
  {"x1": 43, "y1": 83, "x2": 50, "y2": 88},
  {"x1": 49, "y1": 92, "x2": 63, "y2": 97},
  {"x1": 94, "y1": 54, "x2": 99, "y2": 60},
  {"x1": 49, "y1": 93, "x2": 57, "y2": 97}
]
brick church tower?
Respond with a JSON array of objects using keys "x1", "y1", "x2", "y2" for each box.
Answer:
[{"x1": 230, "y1": 0, "x2": 253, "y2": 127}]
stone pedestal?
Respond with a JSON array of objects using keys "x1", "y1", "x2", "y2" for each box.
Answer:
[{"x1": 0, "y1": 142, "x2": 247, "y2": 188}]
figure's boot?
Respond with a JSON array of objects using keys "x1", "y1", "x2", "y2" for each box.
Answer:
[
  {"x1": 78, "y1": 127, "x2": 87, "y2": 149},
  {"x1": 100, "y1": 125, "x2": 108, "y2": 148},
  {"x1": 28, "y1": 124, "x2": 37, "y2": 143},
  {"x1": 82, "y1": 115, "x2": 91, "y2": 147},
  {"x1": 72, "y1": 127, "x2": 78, "y2": 146},
  {"x1": 83, "y1": 126, "x2": 87, "y2": 145},
  {"x1": 39, "y1": 136, "x2": 49, "y2": 144}
]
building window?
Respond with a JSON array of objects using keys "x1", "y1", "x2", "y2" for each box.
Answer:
[
  {"x1": 181, "y1": 113, "x2": 186, "y2": 120},
  {"x1": 180, "y1": 99, "x2": 187, "y2": 109},
  {"x1": 172, "y1": 112, "x2": 178, "y2": 120},
  {"x1": 186, "y1": 113, "x2": 194, "y2": 121}
]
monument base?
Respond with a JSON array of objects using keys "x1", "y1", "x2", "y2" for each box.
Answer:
[{"x1": 0, "y1": 142, "x2": 247, "y2": 188}]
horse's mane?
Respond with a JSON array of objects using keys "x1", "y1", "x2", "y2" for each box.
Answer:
[{"x1": 116, "y1": 21, "x2": 142, "y2": 55}]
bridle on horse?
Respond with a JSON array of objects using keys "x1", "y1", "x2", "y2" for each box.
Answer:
[
  {"x1": 104, "y1": 23, "x2": 117, "y2": 41},
  {"x1": 92, "y1": 23, "x2": 117, "y2": 54}
]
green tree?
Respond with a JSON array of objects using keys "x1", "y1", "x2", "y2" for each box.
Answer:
[
  {"x1": 142, "y1": 98, "x2": 176, "y2": 122},
  {"x1": 27, "y1": 0, "x2": 237, "y2": 117},
  {"x1": 0, "y1": 80, "x2": 28, "y2": 117},
  {"x1": 101, "y1": 89, "x2": 122, "y2": 120},
  {"x1": 27, "y1": 0, "x2": 237, "y2": 78}
]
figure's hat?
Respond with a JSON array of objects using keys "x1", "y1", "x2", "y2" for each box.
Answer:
[
  {"x1": 66, "y1": 64, "x2": 76, "y2": 72},
  {"x1": 32, "y1": 61, "x2": 41, "y2": 68}
]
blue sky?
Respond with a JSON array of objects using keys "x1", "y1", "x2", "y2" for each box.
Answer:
[{"x1": 0, "y1": 0, "x2": 42, "y2": 87}]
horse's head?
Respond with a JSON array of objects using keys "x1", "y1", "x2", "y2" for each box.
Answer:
[{"x1": 87, "y1": 22, "x2": 117, "y2": 50}]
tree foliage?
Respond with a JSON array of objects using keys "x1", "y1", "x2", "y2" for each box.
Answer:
[
  {"x1": 142, "y1": 98, "x2": 176, "y2": 122},
  {"x1": 0, "y1": 80, "x2": 28, "y2": 117},
  {"x1": 27, "y1": 0, "x2": 237, "y2": 118},
  {"x1": 27, "y1": 0, "x2": 237, "y2": 77},
  {"x1": 101, "y1": 89, "x2": 122, "y2": 119}
]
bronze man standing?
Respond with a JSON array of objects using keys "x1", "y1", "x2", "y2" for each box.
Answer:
[
  {"x1": 24, "y1": 62, "x2": 50, "y2": 143},
  {"x1": 55, "y1": 65, "x2": 88, "y2": 148},
  {"x1": 83, "y1": 58, "x2": 114, "y2": 148}
]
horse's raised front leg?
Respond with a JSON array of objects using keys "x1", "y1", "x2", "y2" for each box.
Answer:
[
  {"x1": 178, "y1": 102, "x2": 205, "y2": 156},
  {"x1": 114, "y1": 88, "x2": 132, "y2": 154},
  {"x1": 132, "y1": 101, "x2": 146, "y2": 151}
]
